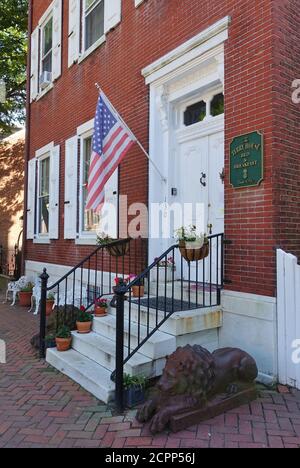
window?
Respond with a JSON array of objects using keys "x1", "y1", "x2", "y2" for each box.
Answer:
[
  {"x1": 184, "y1": 101, "x2": 206, "y2": 126},
  {"x1": 81, "y1": 136, "x2": 100, "y2": 233},
  {"x1": 211, "y1": 93, "x2": 224, "y2": 117},
  {"x1": 84, "y1": 0, "x2": 105, "y2": 51},
  {"x1": 38, "y1": 156, "x2": 50, "y2": 236},
  {"x1": 41, "y1": 16, "x2": 53, "y2": 76}
]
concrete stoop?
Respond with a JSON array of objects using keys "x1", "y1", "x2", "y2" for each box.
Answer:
[{"x1": 47, "y1": 296, "x2": 222, "y2": 404}]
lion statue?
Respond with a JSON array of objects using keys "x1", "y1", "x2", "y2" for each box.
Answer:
[{"x1": 137, "y1": 345, "x2": 258, "y2": 434}]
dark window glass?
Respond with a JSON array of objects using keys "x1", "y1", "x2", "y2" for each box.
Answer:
[
  {"x1": 184, "y1": 101, "x2": 206, "y2": 126},
  {"x1": 85, "y1": 0, "x2": 105, "y2": 51},
  {"x1": 211, "y1": 93, "x2": 224, "y2": 117}
]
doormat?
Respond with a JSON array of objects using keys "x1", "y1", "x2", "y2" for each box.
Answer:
[{"x1": 131, "y1": 297, "x2": 201, "y2": 312}]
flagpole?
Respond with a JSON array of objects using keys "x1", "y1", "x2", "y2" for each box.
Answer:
[{"x1": 95, "y1": 83, "x2": 167, "y2": 184}]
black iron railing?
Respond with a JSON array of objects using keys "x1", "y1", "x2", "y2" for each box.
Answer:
[
  {"x1": 39, "y1": 238, "x2": 148, "y2": 358},
  {"x1": 0, "y1": 245, "x2": 22, "y2": 280},
  {"x1": 113, "y1": 233, "x2": 224, "y2": 411}
]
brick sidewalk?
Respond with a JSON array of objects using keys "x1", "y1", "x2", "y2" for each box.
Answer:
[{"x1": 0, "y1": 298, "x2": 300, "y2": 448}]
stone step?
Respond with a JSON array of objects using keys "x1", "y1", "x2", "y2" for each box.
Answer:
[
  {"x1": 147, "y1": 280, "x2": 218, "y2": 305},
  {"x1": 71, "y1": 331, "x2": 166, "y2": 378},
  {"x1": 46, "y1": 348, "x2": 115, "y2": 403},
  {"x1": 109, "y1": 301, "x2": 223, "y2": 336},
  {"x1": 93, "y1": 315, "x2": 176, "y2": 360}
]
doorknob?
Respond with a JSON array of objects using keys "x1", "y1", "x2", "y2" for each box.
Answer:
[
  {"x1": 207, "y1": 223, "x2": 213, "y2": 235},
  {"x1": 200, "y1": 172, "x2": 207, "y2": 187}
]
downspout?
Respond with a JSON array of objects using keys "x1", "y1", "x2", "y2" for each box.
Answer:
[{"x1": 21, "y1": 0, "x2": 33, "y2": 275}]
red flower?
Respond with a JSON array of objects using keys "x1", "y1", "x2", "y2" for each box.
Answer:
[{"x1": 80, "y1": 306, "x2": 86, "y2": 312}]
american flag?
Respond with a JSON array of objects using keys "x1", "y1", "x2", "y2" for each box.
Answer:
[{"x1": 86, "y1": 92, "x2": 135, "y2": 213}]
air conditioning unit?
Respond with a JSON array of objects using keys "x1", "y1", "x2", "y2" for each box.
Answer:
[{"x1": 39, "y1": 71, "x2": 52, "y2": 90}]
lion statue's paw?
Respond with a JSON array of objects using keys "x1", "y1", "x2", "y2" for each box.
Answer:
[{"x1": 137, "y1": 399, "x2": 157, "y2": 423}]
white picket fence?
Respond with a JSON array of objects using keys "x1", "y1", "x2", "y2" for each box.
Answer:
[{"x1": 277, "y1": 249, "x2": 300, "y2": 389}]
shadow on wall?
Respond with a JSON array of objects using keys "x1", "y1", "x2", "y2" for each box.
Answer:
[{"x1": 0, "y1": 130, "x2": 25, "y2": 254}]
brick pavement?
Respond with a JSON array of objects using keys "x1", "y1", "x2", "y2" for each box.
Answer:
[{"x1": 0, "y1": 297, "x2": 300, "y2": 448}]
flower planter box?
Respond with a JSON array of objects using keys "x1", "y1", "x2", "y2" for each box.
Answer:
[
  {"x1": 132, "y1": 285, "x2": 145, "y2": 298},
  {"x1": 124, "y1": 386, "x2": 146, "y2": 409},
  {"x1": 94, "y1": 307, "x2": 108, "y2": 317},
  {"x1": 155, "y1": 266, "x2": 175, "y2": 283}
]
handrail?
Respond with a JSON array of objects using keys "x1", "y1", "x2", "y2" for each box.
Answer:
[
  {"x1": 113, "y1": 233, "x2": 225, "y2": 411},
  {"x1": 46, "y1": 238, "x2": 131, "y2": 291}
]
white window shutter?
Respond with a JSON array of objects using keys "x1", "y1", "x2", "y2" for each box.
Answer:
[
  {"x1": 52, "y1": 0, "x2": 62, "y2": 81},
  {"x1": 64, "y1": 136, "x2": 79, "y2": 239},
  {"x1": 68, "y1": 0, "x2": 80, "y2": 67},
  {"x1": 30, "y1": 28, "x2": 39, "y2": 102},
  {"x1": 49, "y1": 145, "x2": 60, "y2": 240},
  {"x1": 100, "y1": 169, "x2": 119, "y2": 239},
  {"x1": 104, "y1": 0, "x2": 122, "y2": 34},
  {"x1": 27, "y1": 159, "x2": 36, "y2": 239}
]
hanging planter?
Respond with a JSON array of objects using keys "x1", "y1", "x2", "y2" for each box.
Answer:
[
  {"x1": 175, "y1": 226, "x2": 209, "y2": 263},
  {"x1": 179, "y1": 240, "x2": 210, "y2": 263},
  {"x1": 97, "y1": 235, "x2": 131, "y2": 258}
]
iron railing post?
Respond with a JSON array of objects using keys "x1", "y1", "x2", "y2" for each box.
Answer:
[
  {"x1": 40, "y1": 268, "x2": 49, "y2": 359},
  {"x1": 115, "y1": 285, "x2": 126, "y2": 413}
]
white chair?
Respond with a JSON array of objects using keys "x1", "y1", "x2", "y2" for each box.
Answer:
[{"x1": 4, "y1": 276, "x2": 29, "y2": 306}]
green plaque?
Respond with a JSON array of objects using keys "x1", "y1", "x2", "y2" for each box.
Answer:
[{"x1": 230, "y1": 131, "x2": 264, "y2": 189}]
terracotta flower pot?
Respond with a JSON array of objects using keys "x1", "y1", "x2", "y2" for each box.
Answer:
[
  {"x1": 132, "y1": 285, "x2": 145, "y2": 298},
  {"x1": 94, "y1": 307, "x2": 108, "y2": 317},
  {"x1": 56, "y1": 337, "x2": 72, "y2": 352},
  {"x1": 46, "y1": 300, "x2": 55, "y2": 317},
  {"x1": 179, "y1": 241, "x2": 210, "y2": 263},
  {"x1": 76, "y1": 321, "x2": 92, "y2": 334},
  {"x1": 19, "y1": 291, "x2": 32, "y2": 307}
]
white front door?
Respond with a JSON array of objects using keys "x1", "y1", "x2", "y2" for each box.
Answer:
[{"x1": 175, "y1": 127, "x2": 224, "y2": 281}]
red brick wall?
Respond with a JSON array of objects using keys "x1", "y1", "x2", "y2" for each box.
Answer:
[
  {"x1": 272, "y1": 0, "x2": 300, "y2": 261},
  {"x1": 0, "y1": 132, "x2": 25, "y2": 252},
  {"x1": 27, "y1": 0, "x2": 278, "y2": 296}
]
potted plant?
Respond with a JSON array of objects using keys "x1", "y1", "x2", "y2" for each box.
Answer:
[
  {"x1": 97, "y1": 233, "x2": 131, "y2": 258},
  {"x1": 127, "y1": 275, "x2": 145, "y2": 299},
  {"x1": 94, "y1": 298, "x2": 108, "y2": 317},
  {"x1": 76, "y1": 307, "x2": 93, "y2": 334},
  {"x1": 45, "y1": 333, "x2": 56, "y2": 349},
  {"x1": 175, "y1": 225, "x2": 209, "y2": 262},
  {"x1": 154, "y1": 257, "x2": 176, "y2": 283},
  {"x1": 123, "y1": 374, "x2": 147, "y2": 408},
  {"x1": 55, "y1": 326, "x2": 72, "y2": 352},
  {"x1": 19, "y1": 282, "x2": 34, "y2": 307},
  {"x1": 46, "y1": 293, "x2": 55, "y2": 317}
]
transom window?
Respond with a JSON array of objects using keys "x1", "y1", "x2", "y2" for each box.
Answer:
[
  {"x1": 82, "y1": 136, "x2": 100, "y2": 232},
  {"x1": 38, "y1": 156, "x2": 50, "y2": 235},
  {"x1": 211, "y1": 93, "x2": 224, "y2": 117},
  {"x1": 184, "y1": 101, "x2": 206, "y2": 126},
  {"x1": 184, "y1": 92, "x2": 224, "y2": 126},
  {"x1": 41, "y1": 16, "x2": 53, "y2": 75},
  {"x1": 84, "y1": 0, "x2": 105, "y2": 51}
]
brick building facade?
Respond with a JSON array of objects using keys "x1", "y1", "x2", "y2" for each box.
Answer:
[
  {"x1": 24, "y1": 0, "x2": 300, "y2": 384},
  {"x1": 0, "y1": 129, "x2": 24, "y2": 276}
]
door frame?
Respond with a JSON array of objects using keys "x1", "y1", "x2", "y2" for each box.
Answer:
[{"x1": 144, "y1": 41, "x2": 226, "y2": 265}]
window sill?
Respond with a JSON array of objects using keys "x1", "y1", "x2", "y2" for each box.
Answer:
[
  {"x1": 33, "y1": 238, "x2": 51, "y2": 245},
  {"x1": 36, "y1": 83, "x2": 54, "y2": 102},
  {"x1": 75, "y1": 237, "x2": 98, "y2": 246},
  {"x1": 78, "y1": 35, "x2": 106, "y2": 65}
]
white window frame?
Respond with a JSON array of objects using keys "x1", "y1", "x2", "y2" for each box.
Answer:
[
  {"x1": 35, "y1": 143, "x2": 54, "y2": 244},
  {"x1": 79, "y1": 0, "x2": 106, "y2": 63},
  {"x1": 79, "y1": 126, "x2": 100, "y2": 242},
  {"x1": 39, "y1": 12, "x2": 54, "y2": 93}
]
